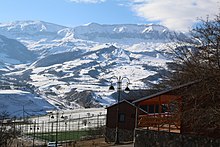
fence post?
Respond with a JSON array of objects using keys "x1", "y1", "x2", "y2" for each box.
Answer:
[
  {"x1": 44, "y1": 121, "x2": 47, "y2": 145},
  {"x1": 73, "y1": 118, "x2": 75, "y2": 141},
  {"x1": 77, "y1": 114, "x2": 80, "y2": 140},
  {"x1": 69, "y1": 115, "x2": 71, "y2": 141},
  {"x1": 97, "y1": 114, "x2": 99, "y2": 128},
  {"x1": 41, "y1": 121, "x2": 43, "y2": 141}
]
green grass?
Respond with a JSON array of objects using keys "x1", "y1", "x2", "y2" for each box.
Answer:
[{"x1": 27, "y1": 130, "x2": 91, "y2": 142}]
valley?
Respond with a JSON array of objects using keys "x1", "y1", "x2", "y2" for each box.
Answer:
[{"x1": 0, "y1": 21, "x2": 188, "y2": 116}]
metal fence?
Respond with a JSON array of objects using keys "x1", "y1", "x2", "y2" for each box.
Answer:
[
  {"x1": 20, "y1": 114, "x2": 106, "y2": 134},
  {"x1": 8, "y1": 112, "x2": 107, "y2": 146}
]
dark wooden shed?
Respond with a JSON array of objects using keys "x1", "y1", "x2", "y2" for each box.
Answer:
[
  {"x1": 105, "y1": 100, "x2": 146, "y2": 142},
  {"x1": 106, "y1": 100, "x2": 145, "y2": 130}
]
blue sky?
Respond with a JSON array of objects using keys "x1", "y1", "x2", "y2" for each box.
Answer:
[
  {"x1": 0, "y1": 0, "x2": 146, "y2": 26},
  {"x1": 0, "y1": 0, "x2": 219, "y2": 31}
]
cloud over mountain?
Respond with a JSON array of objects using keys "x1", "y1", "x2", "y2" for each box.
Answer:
[{"x1": 130, "y1": 0, "x2": 219, "y2": 31}]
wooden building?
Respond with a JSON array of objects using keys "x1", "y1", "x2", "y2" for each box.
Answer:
[
  {"x1": 132, "y1": 81, "x2": 214, "y2": 135},
  {"x1": 106, "y1": 81, "x2": 220, "y2": 144},
  {"x1": 133, "y1": 87, "x2": 183, "y2": 133},
  {"x1": 133, "y1": 81, "x2": 220, "y2": 146},
  {"x1": 105, "y1": 81, "x2": 220, "y2": 143}
]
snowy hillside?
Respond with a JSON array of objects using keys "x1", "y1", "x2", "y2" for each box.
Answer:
[
  {"x1": 6, "y1": 44, "x2": 171, "y2": 109},
  {"x1": 0, "y1": 35, "x2": 36, "y2": 68},
  {"x1": 0, "y1": 20, "x2": 188, "y2": 112},
  {"x1": 0, "y1": 89, "x2": 54, "y2": 117}
]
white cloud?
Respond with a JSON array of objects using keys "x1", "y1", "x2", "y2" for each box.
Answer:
[
  {"x1": 69, "y1": 0, "x2": 106, "y2": 3},
  {"x1": 130, "y1": 0, "x2": 220, "y2": 31}
]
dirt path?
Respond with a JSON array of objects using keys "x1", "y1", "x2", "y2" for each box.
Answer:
[{"x1": 70, "y1": 138, "x2": 134, "y2": 147}]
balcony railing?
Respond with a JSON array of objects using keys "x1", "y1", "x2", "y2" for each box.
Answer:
[{"x1": 138, "y1": 113, "x2": 180, "y2": 133}]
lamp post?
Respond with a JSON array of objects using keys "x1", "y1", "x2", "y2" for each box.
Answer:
[
  {"x1": 109, "y1": 76, "x2": 130, "y2": 144},
  {"x1": 51, "y1": 110, "x2": 64, "y2": 147}
]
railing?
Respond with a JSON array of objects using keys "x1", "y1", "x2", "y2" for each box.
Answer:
[{"x1": 138, "y1": 113, "x2": 180, "y2": 133}]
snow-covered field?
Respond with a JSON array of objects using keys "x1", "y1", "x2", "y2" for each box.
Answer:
[{"x1": 19, "y1": 108, "x2": 107, "y2": 133}]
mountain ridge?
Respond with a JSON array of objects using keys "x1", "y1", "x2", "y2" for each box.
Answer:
[{"x1": 0, "y1": 20, "x2": 185, "y2": 112}]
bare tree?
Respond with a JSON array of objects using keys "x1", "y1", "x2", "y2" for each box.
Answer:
[
  {"x1": 159, "y1": 14, "x2": 220, "y2": 137},
  {"x1": 0, "y1": 112, "x2": 20, "y2": 147}
]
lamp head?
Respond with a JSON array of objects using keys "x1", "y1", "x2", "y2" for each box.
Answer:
[
  {"x1": 109, "y1": 84, "x2": 115, "y2": 91},
  {"x1": 124, "y1": 86, "x2": 130, "y2": 94}
]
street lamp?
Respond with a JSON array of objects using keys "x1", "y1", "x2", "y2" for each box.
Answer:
[
  {"x1": 51, "y1": 110, "x2": 64, "y2": 147},
  {"x1": 109, "y1": 76, "x2": 130, "y2": 144}
]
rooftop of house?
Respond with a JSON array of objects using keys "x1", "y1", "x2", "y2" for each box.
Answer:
[{"x1": 111, "y1": 89, "x2": 159, "y2": 103}]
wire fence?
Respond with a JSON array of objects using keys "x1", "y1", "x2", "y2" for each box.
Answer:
[{"x1": 8, "y1": 112, "x2": 107, "y2": 146}]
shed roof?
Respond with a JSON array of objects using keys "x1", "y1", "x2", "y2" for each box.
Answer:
[
  {"x1": 106, "y1": 99, "x2": 147, "y2": 113},
  {"x1": 106, "y1": 99, "x2": 136, "y2": 109},
  {"x1": 133, "y1": 81, "x2": 198, "y2": 105},
  {"x1": 111, "y1": 89, "x2": 159, "y2": 103}
]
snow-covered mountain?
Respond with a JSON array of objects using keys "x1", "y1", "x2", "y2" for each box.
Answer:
[
  {"x1": 0, "y1": 35, "x2": 36, "y2": 68},
  {"x1": 0, "y1": 20, "x2": 67, "y2": 40},
  {"x1": 0, "y1": 89, "x2": 54, "y2": 117},
  {"x1": 0, "y1": 20, "x2": 189, "y2": 114},
  {"x1": 74, "y1": 23, "x2": 182, "y2": 44}
]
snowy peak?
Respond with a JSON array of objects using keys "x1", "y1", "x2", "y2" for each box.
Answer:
[
  {"x1": 0, "y1": 20, "x2": 68, "y2": 41},
  {"x1": 74, "y1": 23, "x2": 183, "y2": 43},
  {"x1": 80, "y1": 23, "x2": 169, "y2": 34},
  {"x1": 142, "y1": 24, "x2": 168, "y2": 33},
  {"x1": 0, "y1": 21, "x2": 189, "y2": 57},
  {"x1": 0, "y1": 20, "x2": 66, "y2": 34}
]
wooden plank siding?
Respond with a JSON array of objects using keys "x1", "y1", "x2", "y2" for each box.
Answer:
[{"x1": 106, "y1": 100, "x2": 146, "y2": 130}]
